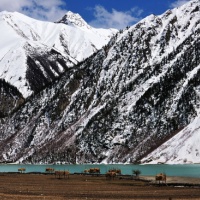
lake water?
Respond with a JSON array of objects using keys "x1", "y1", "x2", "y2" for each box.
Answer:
[{"x1": 0, "y1": 164, "x2": 200, "y2": 177}]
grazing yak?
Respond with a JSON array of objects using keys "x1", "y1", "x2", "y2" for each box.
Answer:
[
  {"x1": 45, "y1": 168, "x2": 54, "y2": 174},
  {"x1": 155, "y1": 173, "x2": 167, "y2": 184},
  {"x1": 55, "y1": 170, "x2": 70, "y2": 179},
  {"x1": 84, "y1": 168, "x2": 100, "y2": 174},
  {"x1": 108, "y1": 169, "x2": 121, "y2": 175},
  {"x1": 18, "y1": 168, "x2": 26, "y2": 173},
  {"x1": 106, "y1": 171, "x2": 116, "y2": 180}
]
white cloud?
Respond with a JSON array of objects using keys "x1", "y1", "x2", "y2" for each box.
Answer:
[
  {"x1": 0, "y1": 0, "x2": 68, "y2": 21},
  {"x1": 0, "y1": 0, "x2": 31, "y2": 11},
  {"x1": 89, "y1": 6, "x2": 143, "y2": 29},
  {"x1": 170, "y1": 0, "x2": 190, "y2": 8}
]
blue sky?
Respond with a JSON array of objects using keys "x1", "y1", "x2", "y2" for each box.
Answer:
[{"x1": 0, "y1": 0, "x2": 191, "y2": 29}]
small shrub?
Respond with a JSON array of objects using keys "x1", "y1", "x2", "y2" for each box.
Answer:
[{"x1": 132, "y1": 169, "x2": 141, "y2": 178}]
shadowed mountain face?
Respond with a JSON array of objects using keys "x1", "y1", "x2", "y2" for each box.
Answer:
[
  {"x1": 0, "y1": 0, "x2": 199, "y2": 164},
  {"x1": 0, "y1": 79, "x2": 24, "y2": 118}
]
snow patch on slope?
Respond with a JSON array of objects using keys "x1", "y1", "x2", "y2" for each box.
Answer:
[{"x1": 142, "y1": 115, "x2": 200, "y2": 164}]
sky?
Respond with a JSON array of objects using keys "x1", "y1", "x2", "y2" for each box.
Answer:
[{"x1": 0, "y1": 0, "x2": 191, "y2": 29}]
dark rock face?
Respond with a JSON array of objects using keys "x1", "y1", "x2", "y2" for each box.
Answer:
[
  {"x1": 0, "y1": 0, "x2": 199, "y2": 164},
  {"x1": 0, "y1": 79, "x2": 24, "y2": 118},
  {"x1": 22, "y1": 41, "x2": 75, "y2": 95},
  {"x1": 26, "y1": 48, "x2": 71, "y2": 94}
]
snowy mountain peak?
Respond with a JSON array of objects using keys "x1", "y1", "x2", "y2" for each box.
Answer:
[
  {"x1": 57, "y1": 11, "x2": 91, "y2": 29},
  {"x1": 0, "y1": 10, "x2": 117, "y2": 98}
]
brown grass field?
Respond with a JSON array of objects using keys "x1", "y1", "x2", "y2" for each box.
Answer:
[{"x1": 0, "y1": 173, "x2": 200, "y2": 200}]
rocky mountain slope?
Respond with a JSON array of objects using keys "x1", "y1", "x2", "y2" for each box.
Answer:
[{"x1": 0, "y1": 0, "x2": 199, "y2": 164}]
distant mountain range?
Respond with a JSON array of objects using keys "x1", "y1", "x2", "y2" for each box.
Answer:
[{"x1": 0, "y1": 0, "x2": 199, "y2": 164}]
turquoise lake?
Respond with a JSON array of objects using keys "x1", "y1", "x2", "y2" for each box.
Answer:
[{"x1": 0, "y1": 164, "x2": 200, "y2": 177}]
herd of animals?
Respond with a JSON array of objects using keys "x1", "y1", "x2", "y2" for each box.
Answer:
[{"x1": 17, "y1": 167, "x2": 167, "y2": 183}]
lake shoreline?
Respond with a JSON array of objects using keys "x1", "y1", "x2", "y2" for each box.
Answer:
[
  {"x1": 0, "y1": 164, "x2": 200, "y2": 178},
  {"x1": 1, "y1": 171, "x2": 200, "y2": 187},
  {"x1": 141, "y1": 175, "x2": 200, "y2": 186}
]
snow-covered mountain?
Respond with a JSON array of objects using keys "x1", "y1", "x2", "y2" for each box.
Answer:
[
  {"x1": 142, "y1": 116, "x2": 200, "y2": 164},
  {"x1": 0, "y1": 11, "x2": 117, "y2": 98},
  {"x1": 0, "y1": 0, "x2": 199, "y2": 164}
]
